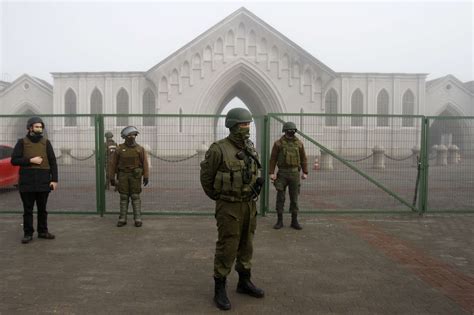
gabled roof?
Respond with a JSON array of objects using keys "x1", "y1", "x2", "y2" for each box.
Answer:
[
  {"x1": 146, "y1": 7, "x2": 336, "y2": 78},
  {"x1": 0, "y1": 74, "x2": 53, "y2": 96},
  {"x1": 426, "y1": 74, "x2": 474, "y2": 96},
  {"x1": 464, "y1": 81, "x2": 474, "y2": 93}
]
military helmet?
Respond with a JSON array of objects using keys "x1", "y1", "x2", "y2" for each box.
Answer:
[
  {"x1": 120, "y1": 126, "x2": 140, "y2": 138},
  {"x1": 26, "y1": 116, "x2": 45, "y2": 129},
  {"x1": 282, "y1": 121, "x2": 297, "y2": 132},
  {"x1": 225, "y1": 108, "x2": 253, "y2": 129},
  {"x1": 105, "y1": 131, "x2": 114, "y2": 139}
]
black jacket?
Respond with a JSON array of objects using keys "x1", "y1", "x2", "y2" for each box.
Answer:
[{"x1": 11, "y1": 135, "x2": 58, "y2": 192}]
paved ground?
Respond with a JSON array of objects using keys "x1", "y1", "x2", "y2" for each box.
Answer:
[{"x1": 0, "y1": 213, "x2": 473, "y2": 314}]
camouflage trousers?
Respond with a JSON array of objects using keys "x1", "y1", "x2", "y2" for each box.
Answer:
[
  {"x1": 214, "y1": 199, "x2": 257, "y2": 278},
  {"x1": 274, "y1": 170, "x2": 300, "y2": 214}
]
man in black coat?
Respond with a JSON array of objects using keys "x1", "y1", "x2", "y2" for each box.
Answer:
[{"x1": 11, "y1": 116, "x2": 58, "y2": 244}]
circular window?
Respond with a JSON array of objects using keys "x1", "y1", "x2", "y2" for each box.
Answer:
[
  {"x1": 23, "y1": 83, "x2": 30, "y2": 90},
  {"x1": 446, "y1": 84, "x2": 452, "y2": 90}
]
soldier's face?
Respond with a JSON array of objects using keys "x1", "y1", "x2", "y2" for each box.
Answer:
[
  {"x1": 238, "y1": 122, "x2": 250, "y2": 130},
  {"x1": 30, "y1": 123, "x2": 43, "y2": 134}
]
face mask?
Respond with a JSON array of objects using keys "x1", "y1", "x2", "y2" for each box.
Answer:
[
  {"x1": 233, "y1": 126, "x2": 250, "y2": 140},
  {"x1": 285, "y1": 130, "x2": 296, "y2": 138},
  {"x1": 125, "y1": 135, "x2": 136, "y2": 146},
  {"x1": 29, "y1": 127, "x2": 43, "y2": 138}
]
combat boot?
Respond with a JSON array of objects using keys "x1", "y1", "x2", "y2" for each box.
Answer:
[
  {"x1": 236, "y1": 269, "x2": 265, "y2": 298},
  {"x1": 273, "y1": 213, "x2": 283, "y2": 229},
  {"x1": 131, "y1": 194, "x2": 142, "y2": 227},
  {"x1": 290, "y1": 212, "x2": 302, "y2": 230},
  {"x1": 117, "y1": 194, "x2": 129, "y2": 227},
  {"x1": 214, "y1": 276, "x2": 231, "y2": 310}
]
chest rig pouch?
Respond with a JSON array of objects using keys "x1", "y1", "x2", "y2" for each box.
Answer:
[
  {"x1": 278, "y1": 138, "x2": 300, "y2": 168},
  {"x1": 213, "y1": 139, "x2": 257, "y2": 202}
]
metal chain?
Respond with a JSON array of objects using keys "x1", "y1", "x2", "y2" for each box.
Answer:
[
  {"x1": 148, "y1": 152, "x2": 198, "y2": 163},
  {"x1": 383, "y1": 153, "x2": 415, "y2": 161},
  {"x1": 68, "y1": 152, "x2": 96, "y2": 161},
  {"x1": 341, "y1": 153, "x2": 374, "y2": 163}
]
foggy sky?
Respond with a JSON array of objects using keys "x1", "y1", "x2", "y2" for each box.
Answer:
[{"x1": 1, "y1": 1, "x2": 473, "y2": 84}]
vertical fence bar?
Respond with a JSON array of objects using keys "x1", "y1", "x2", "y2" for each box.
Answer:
[
  {"x1": 420, "y1": 117, "x2": 430, "y2": 214},
  {"x1": 260, "y1": 115, "x2": 269, "y2": 216},
  {"x1": 418, "y1": 117, "x2": 426, "y2": 214},
  {"x1": 94, "y1": 115, "x2": 102, "y2": 215},
  {"x1": 97, "y1": 115, "x2": 106, "y2": 216}
]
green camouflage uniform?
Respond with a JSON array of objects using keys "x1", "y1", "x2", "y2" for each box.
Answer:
[{"x1": 200, "y1": 138, "x2": 259, "y2": 278}]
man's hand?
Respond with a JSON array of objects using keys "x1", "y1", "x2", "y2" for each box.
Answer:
[
  {"x1": 301, "y1": 173, "x2": 308, "y2": 180},
  {"x1": 270, "y1": 174, "x2": 277, "y2": 182},
  {"x1": 143, "y1": 178, "x2": 149, "y2": 187},
  {"x1": 110, "y1": 179, "x2": 116, "y2": 186},
  {"x1": 30, "y1": 156, "x2": 43, "y2": 165},
  {"x1": 49, "y1": 182, "x2": 58, "y2": 191}
]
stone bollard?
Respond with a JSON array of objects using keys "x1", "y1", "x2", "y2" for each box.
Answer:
[
  {"x1": 430, "y1": 145, "x2": 438, "y2": 160},
  {"x1": 143, "y1": 144, "x2": 152, "y2": 169},
  {"x1": 60, "y1": 148, "x2": 72, "y2": 165},
  {"x1": 196, "y1": 141, "x2": 208, "y2": 163},
  {"x1": 320, "y1": 150, "x2": 333, "y2": 170},
  {"x1": 411, "y1": 145, "x2": 420, "y2": 167},
  {"x1": 436, "y1": 145, "x2": 448, "y2": 166},
  {"x1": 372, "y1": 145, "x2": 385, "y2": 169},
  {"x1": 448, "y1": 144, "x2": 460, "y2": 165}
]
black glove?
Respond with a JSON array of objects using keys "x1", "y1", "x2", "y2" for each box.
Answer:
[
  {"x1": 143, "y1": 178, "x2": 149, "y2": 187},
  {"x1": 110, "y1": 179, "x2": 116, "y2": 186}
]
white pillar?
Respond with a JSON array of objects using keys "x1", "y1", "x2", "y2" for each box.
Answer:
[
  {"x1": 448, "y1": 144, "x2": 460, "y2": 165},
  {"x1": 320, "y1": 150, "x2": 333, "y2": 170},
  {"x1": 436, "y1": 145, "x2": 448, "y2": 166},
  {"x1": 372, "y1": 145, "x2": 385, "y2": 169}
]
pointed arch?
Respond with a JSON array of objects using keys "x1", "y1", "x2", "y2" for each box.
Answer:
[
  {"x1": 377, "y1": 89, "x2": 389, "y2": 127},
  {"x1": 237, "y1": 23, "x2": 246, "y2": 38},
  {"x1": 64, "y1": 88, "x2": 77, "y2": 126},
  {"x1": 402, "y1": 89, "x2": 415, "y2": 127},
  {"x1": 325, "y1": 88, "x2": 338, "y2": 126},
  {"x1": 215, "y1": 37, "x2": 224, "y2": 54},
  {"x1": 116, "y1": 88, "x2": 129, "y2": 126},
  {"x1": 351, "y1": 89, "x2": 364, "y2": 126},
  {"x1": 90, "y1": 88, "x2": 103, "y2": 126},
  {"x1": 226, "y1": 29, "x2": 235, "y2": 45},
  {"x1": 143, "y1": 89, "x2": 156, "y2": 126},
  {"x1": 192, "y1": 53, "x2": 201, "y2": 69},
  {"x1": 181, "y1": 61, "x2": 190, "y2": 77},
  {"x1": 248, "y1": 30, "x2": 256, "y2": 46},
  {"x1": 259, "y1": 38, "x2": 267, "y2": 53},
  {"x1": 203, "y1": 46, "x2": 212, "y2": 62},
  {"x1": 160, "y1": 76, "x2": 168, "y2": 93}
]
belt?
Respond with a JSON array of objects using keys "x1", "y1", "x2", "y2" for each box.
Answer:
[
  {"x1": 277, "y1": 167, "x2": 299, "y2": 172},
  {"x1": 219, "y1": 194, "x2": 253, "y2": 203}
]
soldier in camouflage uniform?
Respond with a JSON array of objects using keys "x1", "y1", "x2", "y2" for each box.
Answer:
[
  {"x1": 200, "y1": 108, "x2": 265, "y2": 311},
  {"x1": 269, "y1": 121, "x2": 308, "y2": 230},
  {"x1": 104, "y1": 131, "x2": 117, "y2": 190},
  {"x1": 108, "y1": 126, "x2": 149, "y2": 227}
]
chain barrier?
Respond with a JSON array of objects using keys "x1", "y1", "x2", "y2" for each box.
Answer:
[
  {"x1": 69, "y1": 152, "x2": 96, "y2": 161},
  {"x1": 383, "y1": 153, "x2": 415, "y2": 161},
  {"x1": 341, "y1": 153, "x2": 374, "y2": 163},
  {"x1": 148, "y1": 151, "x2": 198, "y2": 163}
]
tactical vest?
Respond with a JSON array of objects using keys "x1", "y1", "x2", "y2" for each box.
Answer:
[
  {"x1": 23, "y1": 136, "x2": 50, "y2": 169},
  {"x1": 277, "y1": 137, "x2": 301, "y2": 169},
  {"x1": 213, "y1": 139, "x2": 258, "y2": 202},
  {"x1": 117, "y1": 144, "x2": 143, "y2": 171}
]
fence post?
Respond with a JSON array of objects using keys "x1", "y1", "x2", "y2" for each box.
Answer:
[
  {"x1": 260, "y1": 115, "x2": 270, "y2": 216},
  {"x1": 418, "y1": 117, "x2": 429, "y2": 214},
  {"x1": 94, "y1": 115, "x2": 106, "y2": 216}
]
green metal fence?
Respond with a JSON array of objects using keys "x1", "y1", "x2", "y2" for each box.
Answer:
[{"x1": 0, "y1": 114, "x2": 472, "y2": 215}]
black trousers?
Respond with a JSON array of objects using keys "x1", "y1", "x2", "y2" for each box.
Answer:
[{"x1": 20, "y1": 191, "x2": 50, "y2": 236}]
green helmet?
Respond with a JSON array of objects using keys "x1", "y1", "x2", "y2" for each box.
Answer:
[
  {"x1": 225, "y1": 108, "x2": 253, "y2": 129},
  {"x1": 26, "y1": 116, "x2": 45, "y2": 129},
  {"x1": 282, "y1": 121, "x2": 297, "y2": 132},
  {"x1": 120, "y1": 126, "x2": 139, "y2": 138},
  {"x1": 105, "y1": 131, "x2": 114, "y2": 139}
]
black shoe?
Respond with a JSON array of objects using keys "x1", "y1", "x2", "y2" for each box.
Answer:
[
  {"x1": 214, "y1": 277, "x2": 231, "y2": 310},
  {"x1": 117, "y1": 221, "x2": 127, "y2": 227},
  {"x1": 236, "y1": 270, "x2": 265, "y2": 298},
  {"x1": 38, "y1": 232, "x2": 55, "y2": 239},
  {"x1": 134, "y1": 221, "x2": 142, "y2": 227},
  {"x1": 273, "y1": 214, "x2": 283, "y2": 229},
  {"x1": 290, "y1": 213, "x2": 302, "y2": 230},
  {"x1": 21, "y1": 235, "x2": 33, "y2": 244}
]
